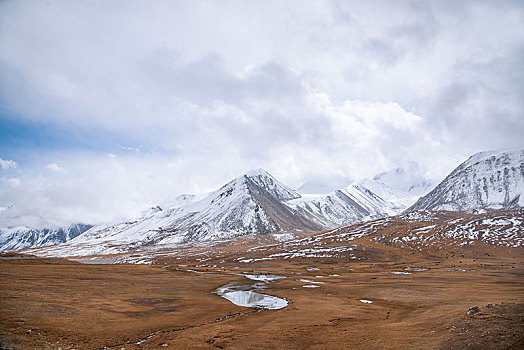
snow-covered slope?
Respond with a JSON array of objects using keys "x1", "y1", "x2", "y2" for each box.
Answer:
[
  {"x1": 289, "y1": 178, "x2": 417, "y2": 228},
  {"x1": 0, "y1": 224, "x2": 92, "y2": 251},
  {"x1": 160, "y1": 194, "x2": 199, "y2": 210},
  {"x1": 408, "y1": 149, "x2": 524, "y2": 212}
]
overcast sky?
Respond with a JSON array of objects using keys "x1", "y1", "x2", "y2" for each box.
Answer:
[{"x1": 1, "y1": 0, "x2": 523, "y2": 227}]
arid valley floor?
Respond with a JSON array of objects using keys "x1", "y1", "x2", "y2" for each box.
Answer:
[{"x1": 1, "y1": 211, "x2": 523, "y2": 349}]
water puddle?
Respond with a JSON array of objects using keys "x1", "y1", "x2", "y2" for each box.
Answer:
[
  {"x1": 215, "y1": 275, "x2": 288, "y2": 310},
  {"x1": 242, "y1": 274, "x2": 286, "y2": 283},
  {"x1": 217, "y1": 288, "x2": 288, "y2": 309},
  {"x1": 69, "y1": 258, "x2": 118, "y2": 264},
  {"x1": 306, "y1": 267, "x2": 320, "y2": 271},
  {"x1": 103, "y1": 269, "x2": 287, "y2": 349},
  {"x1": 298, "y1": 278, "x2": 325, "y2": 284},
  {"x1": 174, "y1": 267, "x2": 288, "y2": 310}
]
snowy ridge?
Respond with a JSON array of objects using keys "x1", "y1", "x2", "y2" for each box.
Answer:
[
  {"x1": 408, "y1": 149, "x2": 524, "y2": 212},
  {"x1": 288, "y1": 178, "x2": 417, "y2": 227},
  {"x1": 0, "y1": 223, "x2": 92, "y2": 251}
]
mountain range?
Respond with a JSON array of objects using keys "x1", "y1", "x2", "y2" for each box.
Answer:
[
  {"x1": 18, "y1": 169, "x2": 416, "y2": 256},
  {"x1": 0, "y1": 224, "x2": 92, "y2": 252},
  {"x1": 2, "y1": 149, "x2": 523, "y2": 254},
  {"x1": 288, "y1": 178, "x2": 416, "y2": 227}
]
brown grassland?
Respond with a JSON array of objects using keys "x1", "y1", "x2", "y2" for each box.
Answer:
[{"x1": 1, "y1": 215, "x2": 523, "y2": 349}]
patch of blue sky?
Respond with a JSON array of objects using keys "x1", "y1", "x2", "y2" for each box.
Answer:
[{"x1": 0, "y1": 110, "x2": 127, "y2": 161}]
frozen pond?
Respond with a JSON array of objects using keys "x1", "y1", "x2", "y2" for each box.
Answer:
[{"x1": 216, "y1": 276, "x2": 288, "y2": 310}]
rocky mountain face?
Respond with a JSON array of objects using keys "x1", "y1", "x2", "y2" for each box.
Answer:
[
  {"x1": 0, "y1": 223, "x2": 92, "y2": 251},
  {"x1": 408, "y1": 150, "x2": 524, "y2": 212}
]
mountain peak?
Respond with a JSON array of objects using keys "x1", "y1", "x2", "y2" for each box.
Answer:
[
  {"x1": 243, "y1": 169, "x2": 300, "y2": 201},
  {"x1": 244, "y1": 168, "x2": 271, "y2": 178}
]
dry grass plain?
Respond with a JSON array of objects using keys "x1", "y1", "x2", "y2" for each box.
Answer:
[{"x1": 1, "y1": 234, "x2": 523, "y2": 349}]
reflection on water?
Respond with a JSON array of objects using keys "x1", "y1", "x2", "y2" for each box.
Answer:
[
  {"x1": 219, "y1": 290, "x2": 288, "y2": 309},
  {"x1": 216, "y1": 277, "x2": 288, "y2": 310},
  {"x1": 69, "y1": 258, "x2": 118, "y2": 264},
  {"x1": 242, "y1": 274, "x2": 286, "y2": 283}
]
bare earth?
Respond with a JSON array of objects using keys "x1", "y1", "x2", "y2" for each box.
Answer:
[{"x1": 1, "y1": 213, "x2": 523, "y2": 349}]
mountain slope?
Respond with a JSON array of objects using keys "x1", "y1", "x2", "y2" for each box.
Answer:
[
  {"x1": 408, "y1": 149, "x2": 524, "y2": 212},
  {"x1": 0, "y1": 224, "x2": 92, "y2": 251},
  {"x1": 288, "y1": 178, "x2": 417, "y2": 228}
]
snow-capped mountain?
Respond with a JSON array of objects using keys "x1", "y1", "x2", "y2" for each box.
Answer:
[
  {"x1": 288, "y1": 178, "x2": 417, "y2": 228},
  {"x1": 373, "y1": 162, "x2": 434, "y2": 196},
  {"x1": 160, "y1": 168, "x2": 316, "y2": 241},
  {"x1": 408, "y1": 149, "x2": 524, "y2": 212},
  {"x1": 0, "y1": 223, "x2": 92, "y2": 251}
]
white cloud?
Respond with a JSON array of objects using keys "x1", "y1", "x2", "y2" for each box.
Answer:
[
  {"x1": 0, "y1": 158, "x2": 18, "y2": 170},
  {"x1": 46, "y1": 163, "x2": 66, "y2": 173},
  {"x1": 0, "y1": 0, "x2": 522, "y2": 227},
  {"x1": 7, "y1": 178, "x2": 21, "y2": 188},
  {"x1": 0, "y1": 94, "x2": 450, "y2": 227}
]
